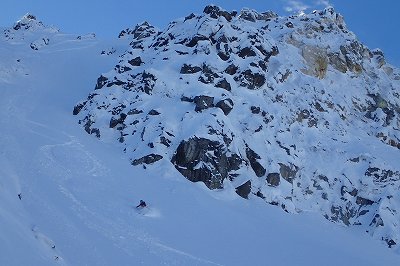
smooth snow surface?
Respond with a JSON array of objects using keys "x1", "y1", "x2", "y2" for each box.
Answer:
[{"x1": 1, "y1": 12, "x2": 400, "y2": 266}]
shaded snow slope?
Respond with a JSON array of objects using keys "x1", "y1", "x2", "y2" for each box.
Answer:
[
  {"x1": 1, "y1": 9, "x2": 400, "y2": 266},
  {"x1": 74, "y1": 5, "x2": 400, "y2": 251}
]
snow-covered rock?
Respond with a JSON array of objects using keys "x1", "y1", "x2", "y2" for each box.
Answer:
[{"x1": 73, "y1": 5, "x2": 400, "y2": 250}]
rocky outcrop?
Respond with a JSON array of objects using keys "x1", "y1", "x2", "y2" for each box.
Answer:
[
  {"x1": 236, "y1": 181, "x2": 252, "y2": 199},
  {"x1": 74, "y1": 5, "x2": 400, "y2": 251},
  {"x1": 301, "y1": 45, "x2": 328, "y2": 79},
  {"x1": 171, "y1": 137, "x2": 242, "y2": 189}
]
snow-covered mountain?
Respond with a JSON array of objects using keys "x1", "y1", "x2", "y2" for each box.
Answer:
[
  {"x1": 1, "y1": 6, "x2": 400, "y2": 265},
  {"x1": 74, "y1": 5, "x2": 400, "y2": 250}
]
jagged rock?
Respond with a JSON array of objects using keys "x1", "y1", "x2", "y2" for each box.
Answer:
[
  {"x1": 370, "y1": 214, "x2": 384, "y2": 227},
  {"x1": 128, "y1": 56, "x2": 143, "y2": 66},
  {"x1": 73, "y1": 102, "x2": 86, "y2": 115},
  {"x1": 215, "y1": 78, "x2": 231, "y2": 91},
  {"x1": 356, "y1": 196, "x2": 374, "y2": 206},
  {"x1": 160, "y1": 136, "x2": 171, "y2": 147},
  {"x1": 180, "y1": 64, "x2": 202, "y2": 74},
  {"x1": 235, "y1": 69, "x2": 266, "y2": 89},
  {"x1": 238, "y1": 47, "x2": 256, "y2": 58},
  {"x1": 134, "y1": 71, "x2": 156, "y2": 94},
  {"x1": 194, "y1": 95, "x2": 214, "y2": 112},
  {"x1": 148, "y1": 109, "x2": 160, "y2": 115},
  {"x1": 13, "y1": 14, "x2": 41, "y2": 30},
  {"x1": 95, "y1": 75, "x2": 108, "y2": 90},
  {"x1": 328, "y1": 53, "x2": 347, "y2": 73},
  {"x1": 131, "y1": 154, "x2": 163, "y2": 165},
  {"x1": 127, "y1": 108, "x2": 143, "y2": 115},
  {"x1": 115, "y1": 64, "x2": 132, "y2": 74},
  {"x1": 372, "y1": 49, "x2": 386, "y2": 68},
  {"x1": 181, "y1": 96, "x2": 194, "y2": 102},
  {"x1": 118, "y1": 21, "x2": 156, "y2": 40},
  {"x1": 203, "y1": 5, "x2": 236, "y2": 22},
  {"x1": 385, "y1": 239, "x2": 396, "y2": 248},
  {"x1": 245, "y1": 147, "x2": 266, "y2": 177},
  {"x1": 217, "y1": 51, "x2": 230, "y2": 61},
  {"x1": 225, "y1": 64, "x2": 238, "y2": 75},
  {"x1": 301, "y1": 45, "x2": 328, "y2": 79},
  {"x1": 30, "y1": 38, "x2": 49, "y2": 50},
  {"x1": 257, "y1": 11, "x2": 278, "y2": 21},
  {"x1": 172, "y1": 137, "x2": 240, "y2": 189},
  {"x1": 184, "y1": 13, "x2": 196, "y2": 21},
  {"x1": 266, "y1": 173, "x2": 280, "y2": 187},
  {"x1": 286, "y1": 22, "x2": 294, "y2": 28},
  {"x1": 239, "y1": 9, "x2": 257, "y2": 22},
  {"x1": 109, "y1": 113, "x2": 127, "y2": 128},
  {"x1": 215, "y1": 98, "x2": 234, "y2": 115},
  {"x1": 329, "y1": 205, "x2": 356, "y2": 226},
  {"x1": 186, "y1": 35, "x2": 209, "y2": 47},
  {"x1": 339, "y1": 41, "x2": 369, "y2": 73},
  {"x1": 236, "y1": 180, "x2": 252, "y2": 199},
  {"x1": 250, "y1": 106, "x2": 261, "y2": 114},
  {"x1": 199, "y1": 64, "x2": 219, "y2": 84},
  {"x1": 278, "y1": 163, "x2": 298, "y2": 184}
]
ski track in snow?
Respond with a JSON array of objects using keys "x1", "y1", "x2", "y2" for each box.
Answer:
[
  {"x1": 37, "y1": 136, "x2": 222, "y2": 265},
  {"x1": 57, "y1": 184, "x2": 221, "y2": 265},
  {"x1": 31, "y1": 225, "x2": 66, "y2": 265}
]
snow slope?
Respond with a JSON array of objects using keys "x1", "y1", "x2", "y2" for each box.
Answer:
[{"x1": 1, "y1": 11, "x2": 400, "y2": 266}]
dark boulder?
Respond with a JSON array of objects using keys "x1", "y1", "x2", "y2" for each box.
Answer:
[
  {"x1": 250, "y1": 106, "x2": 261, "y2": 114},
  {"x1": 199, "y1": 64, "x2": 219, "y2": 84},
  {"x1": 148, "y1": 109, "x2": 161, "y2": 116},
  {"x1": 238, "y1": 47, "x2": 256, "y2": 58},
  {"x1": 235, "y1": 70, "x2": 266, "y2": 90},
  {"x1": 194, "y1": 95, "x2": 214, "y2": 112},
  {"x1": 109, "y1": 113, "x2": 127, "y2": 128},
  {"x1": 279, "y1": 163, "x2": 298, "y2": 184},
  {"x1": 186, "y1": 35, "x2": 209, "y2": 47},
  {"x1": 181, "y1": 96, "x2": 194, "y2": 102},
  {"x1": 115, "y1": 64, "x2": 132, "y2": 74},
  {"x1": 384, "y1": 238, "x2": 396, "y2": 248},
  {"x1": 236, "y1": 180, "x2": 252, "y2": 199},
  {"x1": 131, "y1": 154, "x2": 163, "y2": 165},
  {"x1": 73, "y1": 101, "x2": 86, "y2": 115},
  {"x1": 184, "y1": 13, "x2": 196, "y2": 21},
  {"x1": 128, "y1": 56, "x2": 143, "y2": 66},
  {"x1": 127, "y1": 108, "x2": 143, "y2": 115},
  {"x1": 172, "y1": 137, "x2": 242, "y2": 189},
  {"x1": 356, "y1": 196, "x2": 374, "y2": 206},
  {"x1": 245, "y1": 147, "x2": 266, "y2": 177},
  {"x1": 180, "y1": 64, "x2": 202, "y2": 74},
  {"x1": 95, "y1": 75, "x2": 108, "y2": 90},
  {"x1": 328, "y1": 205, "x2": 357, "y2": 226},
  {"x1": 266, "y1": 173, "x2": 280, "y2": 187},
  {"x1": 285, "y1": 22, "x2": 294, "y2": 28},
  {"x1": 216, "y1": 98, "x2": 234, "y2": 115},
  {"x1": 225, "y1": 64, "x2": 238, "y2": 75},
  {"x1": 217, "y1": 51, "x2": 230, "y2": 61},
  {"x1": 134, "y1": 71, "x2": 156, "y2": 94},
  {"x1": 215, "y1": 78, "x2": 231, "y2": 91}
]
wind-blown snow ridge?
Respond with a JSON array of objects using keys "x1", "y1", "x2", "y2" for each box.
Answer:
[{"x1": 71, "y1": 5, "x2": 399, "y2": 251}]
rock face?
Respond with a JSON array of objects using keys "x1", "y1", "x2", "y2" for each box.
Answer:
[
  {"x1": 74, "y1": 5, "x2": 400, "y2": 251},
  {"x1": 171, "y1": 137, "x2": 241, "y2": 189}
]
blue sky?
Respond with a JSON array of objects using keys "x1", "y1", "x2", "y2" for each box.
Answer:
[{"x1": 2, "y1": 0, "x2": 399, "y2": 66}]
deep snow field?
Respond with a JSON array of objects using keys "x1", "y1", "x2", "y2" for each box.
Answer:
[{"x1": 1, "y1": 16, "x2": 400, "y2": 265}]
